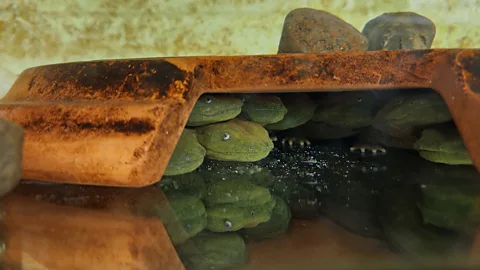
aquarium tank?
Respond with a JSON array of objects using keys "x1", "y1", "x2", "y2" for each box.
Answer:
[{"x1": 1, "y1": 1, "x2": 480, "y2": 269}]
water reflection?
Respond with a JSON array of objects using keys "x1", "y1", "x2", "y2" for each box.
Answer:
[
  {"x1": 0, "y1": 185, "x2": 184, "y2": 270},
  {"x1": 165, "y1": 142, "x2": 480, "y2": 269},
  {"x1": 2, "y1": 89, "x2": 480, "y2": 270},
  {"x1": 153, "y1": 89, "x2": 480, "y2": 269},
  {"x1": 1, "y1": 146, "x2": 480, "y2": 269}
]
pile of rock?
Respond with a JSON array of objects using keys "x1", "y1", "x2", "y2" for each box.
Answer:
[{"x1": 278, "y1": 9, "x2": 436, "y2": 53}]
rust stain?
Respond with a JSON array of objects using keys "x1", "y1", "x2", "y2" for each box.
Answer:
[
  {"x1": 199, "y1": 50, "x2": 440, "y2": 92},
  {"x1": 431, "y1": 50, "x2": 480, "y2": 178},
  {"x1": 22, "y1": 117, "x2": 155, "y2": 135},
  {"x1": 4, "y1": 60, "x2": 194, "y2": 102},
  {"x1": 452, "y1": 50, "x2": 480, "y2": 94},
  {"x1": 0, "y1": 104, "x2": 155, "y2": 136}
]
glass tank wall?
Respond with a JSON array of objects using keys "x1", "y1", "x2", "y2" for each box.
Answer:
[{"x1": 1, "y1": 1, "x2": 480, "y2": 270}]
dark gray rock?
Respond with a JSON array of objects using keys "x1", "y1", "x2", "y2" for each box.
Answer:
[{"x1": 362, "y1": 12, "x2": 436, "y2": 51}]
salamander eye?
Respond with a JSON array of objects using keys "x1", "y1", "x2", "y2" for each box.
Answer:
[
  {"x1": 224, "y1": 220, "x2": 232, "y2": 229},
  {"x1": 205, "y1": 96, "x2": 213, "y2": 103},
  {"x1": 222, "y1": 133, "x2": 230, "y2": 141}
]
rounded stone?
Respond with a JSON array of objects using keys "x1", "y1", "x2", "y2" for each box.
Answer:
[
  {"x1": 278, "y1": 8, "x2": 368, "y2": 54},
  {"x1": 361, "y1": 12, "x2": 436, "y2": 51}
]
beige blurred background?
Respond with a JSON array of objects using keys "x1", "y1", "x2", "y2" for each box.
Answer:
[{"x1": 1, "y1": 0, "x2": 479, "y2": 97}]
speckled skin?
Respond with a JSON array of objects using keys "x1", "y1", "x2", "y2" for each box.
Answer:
[
  {"x1": 164, "y1": 128, "x2": 206, "y2": 176},
  {"x1": 195, "y1": 119, "x2": 274, "y2": 162},
  {"x1": 414, "y1": 124, "x2": 473, "y2": 165}
]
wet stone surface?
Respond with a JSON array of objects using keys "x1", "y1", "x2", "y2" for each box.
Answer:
[
  {"x1": 0, "y1": 118, "x2": 24, "y2": 197},
  {"x1": 278, "y1": 8, "x2": 369, "y2": 54}
]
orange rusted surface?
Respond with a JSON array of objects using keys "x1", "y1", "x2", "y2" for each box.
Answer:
[
  {"x1": 0, "y1": 49, "x2": 479, "y2": 187},
  {"x1": 0, "y1": 184, "x2": 184, "y2": 270}
]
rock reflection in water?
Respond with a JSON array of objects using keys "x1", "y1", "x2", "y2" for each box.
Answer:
[
  {"x1": 155, "y1": 134, "x2": 480, "y2": 269},
  {"x1": 155, "y1": 83, "x2": 480, "y2": 269},
  {"x1": 0, "y1": 185, "x2": 185, "y2": 270},
  {"x1": 2, "y1": 138, "x2": 479, "y2": 270}
]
